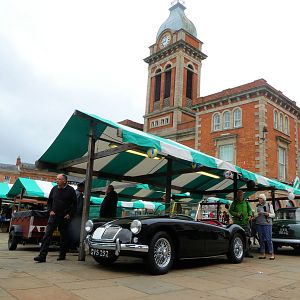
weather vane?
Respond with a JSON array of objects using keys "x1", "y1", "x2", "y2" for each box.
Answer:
[{"x1": 171, "y1": 0, "x2": 186, "y2": 6}]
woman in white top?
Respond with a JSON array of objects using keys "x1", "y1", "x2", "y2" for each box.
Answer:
[{"x1": 254, "y1": 194, "x2": 275, "y2": 260}]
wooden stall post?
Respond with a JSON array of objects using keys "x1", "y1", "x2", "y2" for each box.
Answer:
[{"x1": 78, "y1": 124, "x2": 96, "y2": 261}]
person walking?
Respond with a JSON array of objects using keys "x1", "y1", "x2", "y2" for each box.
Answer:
[
  {"x1": 34, "y1": 174, "x2": 77, "y2": 263},
  {"x1": 99, "y1": 185, "x2": 118, "y2": 219},
  {"x1": 229, "y1": 190, "x2": 254, "y2": 257},
  {"x1": 254, "y1": 194, "x2": 275, "y2": 260}
]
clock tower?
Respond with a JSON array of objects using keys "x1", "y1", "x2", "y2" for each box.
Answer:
[{"x1": 143, "y1": 0, "x2": 207, "y2": 148}]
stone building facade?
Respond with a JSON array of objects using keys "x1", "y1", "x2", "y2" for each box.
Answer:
[{"x1": 143, "y1": 1, "x2": 300, "y2": 184}]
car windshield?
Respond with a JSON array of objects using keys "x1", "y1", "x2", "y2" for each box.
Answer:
[
  {"x1": 154, "y1": 201, "x2": 223, "y2": 221},
  {"x1": 275, "y1": 209, "x2": 296, "y2": 220}
]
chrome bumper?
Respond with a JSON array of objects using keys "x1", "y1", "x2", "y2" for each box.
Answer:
[
  {"x1": 272, "y1": 238, "x2": 300, "y2": 244},
  {"x1": 87, "y1": 237, "x2": 149, "y2": 256}
]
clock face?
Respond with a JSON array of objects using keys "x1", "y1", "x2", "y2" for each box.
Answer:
[{"x1": 160, "y1": 34, "x2": 171, "y2": 48}]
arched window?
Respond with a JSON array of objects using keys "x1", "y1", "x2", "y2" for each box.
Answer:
[
  {"x1": 154, "y1": 69, "x2": 161, "y2": 102},
  {"x1": 186, "y1": 65, "x2": 193, "y2": 99},
  {"x1": 213, "y1": 113, "x2": 221, "y2": 131},
  {"x1": 164, "y1": 64, "x2": 171, "y2": 99},
  {"x1": 233, "y1": 108, "x2": 242, "y2": 128},
  {"x1": 274, "y1": 110, "x2": 278, "y2": 129},
  {"x1": 279, "y1": 113, "x2": 283, "y2": 132},
  {"x1": 284, "y1": 116, "x2": 289, "y2": 134},
  {"x1": 223, "y1": 111, "x2": 230, "y2": 129}
]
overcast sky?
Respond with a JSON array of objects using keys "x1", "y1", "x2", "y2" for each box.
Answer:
[{"x1": 0, "y1": 0, "x2": 299, "y2": 165}]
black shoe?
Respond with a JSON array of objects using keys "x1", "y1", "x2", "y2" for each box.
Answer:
[
  {"x1": 245, "y1": 253, "x2": 254, "y2": 258},
  {"x1": 57, "y1": 256, "x2": 65, "y2": 261},
  {"x1": 34, "y1": 256, "x2": 46, "y2": 263}
]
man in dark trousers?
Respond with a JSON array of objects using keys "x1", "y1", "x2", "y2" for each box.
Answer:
[
  {"x1": 34, "y1": 174, "x2": 77, "y2": 263},
  {"x1": 69, "y1": 182, "x2": 84, "y2": 249},
  {"x1": 99, "y1": 185, "x2": 118, "y2": 219}
]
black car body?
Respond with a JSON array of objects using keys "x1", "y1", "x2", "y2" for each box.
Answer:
[
  {"x1": 85, "y1": 205, "x2": 246, "y2": 274},
  {"x1": 272, "y1": 207, "x2": 300, "y2": 250}
]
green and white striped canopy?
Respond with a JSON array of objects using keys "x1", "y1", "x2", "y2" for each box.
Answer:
[
  {"x1": 8, "y1": 178, "x2": 56, "y2": 199},
  {"x1": 0, "y1": 182, "x2": 13, "y2": 199},
  {"x1": 90, "y1": 196, "x2": 164, "y2": 210},
  {"x1": 37, "y1": 110, "x2": 300, "y2": 199},
  {"x1": 92, "y1": 179, "x2": 165, "y2": 201}
]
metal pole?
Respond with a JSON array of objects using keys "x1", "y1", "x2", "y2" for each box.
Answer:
[
  {"x1": 78, "y1": 124, "x2": 96, "y2": 261},
  {"x1": 165, "y1": 158, "x2": 173, "y2": 214},
  {"x1": 271, "y1": 188, "x2": 276, "y2": 211},
  {"x1": 233, "y1": 173, "x2": 238, "y2": 201}
]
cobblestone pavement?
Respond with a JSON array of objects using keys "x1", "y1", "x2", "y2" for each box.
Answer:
[{"x1": 0, "y1": 232, "x2": 300, "y2": 300}]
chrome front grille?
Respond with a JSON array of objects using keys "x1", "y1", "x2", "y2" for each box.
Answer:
[
  {"x1": 92, "y1": 225, "x2": 121, "y2": 241},
  {"x1": 102, "y1": 226, "x2": 121, "y2": 240}
]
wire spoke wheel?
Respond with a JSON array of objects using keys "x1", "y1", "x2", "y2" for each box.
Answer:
[
  {"x1": 153, "y1": 237, "x2": 171, "y2": 268},
  {"x1": 233, "y1": 236, "x2": 244, "y2": 260}
]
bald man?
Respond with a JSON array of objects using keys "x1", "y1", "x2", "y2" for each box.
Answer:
[{"x1": 34, "y1": 174, "x2": 77, "y2": 263}]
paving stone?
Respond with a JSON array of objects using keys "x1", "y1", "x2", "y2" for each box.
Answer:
[
  {"x1": 9, "y1": 286, "x2": 81, "y2": 300},
  {"x1": 210, "y1": 286, "x2": 262, "y2": 300},
  {"x1": 71, "y1": 285, "x2": 146, "y2": 300},
  {"x1": 116, "y1": 276, "x2": 185, "y2": 294}
]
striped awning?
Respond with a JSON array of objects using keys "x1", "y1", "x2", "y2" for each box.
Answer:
[
  {"x1": 0, "y1": 182, "x2": 13, "y2": 198},
  {"x1": 8, "y1": 178, "x2": 56, "y2": 199},
  {"x1": 90, "y1": 196, "x2": 164, "y2": 210},
  {"x1": 36, "y1": 110, "x2": 300, "y2": 200}
]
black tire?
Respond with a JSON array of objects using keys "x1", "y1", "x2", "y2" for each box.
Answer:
[
  {"x1": 227, "y1": 233, "x2": 244, "y2": 263},
  {"x1": 145, "y1": 231, "x2": 174, "y2": 275},
  {"x1": 8, "y1": 230, "x2": 19, "y2": 251},
  {"x1": 93, "y1": 254, "x2": 118, "y2": 265}
]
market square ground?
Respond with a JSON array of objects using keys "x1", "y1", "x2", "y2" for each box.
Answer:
[{"x1": 0, "y1": 233, "x2": 300, "y2": 300}]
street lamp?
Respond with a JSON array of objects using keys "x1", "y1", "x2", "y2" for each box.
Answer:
[{"x1": 261, "y1": 126, "x2": 268, "y2": 141}]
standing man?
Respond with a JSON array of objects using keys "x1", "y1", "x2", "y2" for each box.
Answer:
[
  {"x1": 99, "y1": 185, "x2": 118, "y2": 219},
  {"x1": 229, "y1": 190, "x2": 254, "y2": 258},
  {"x1": 34, "y1": 174, "x2": 77, "y2": 263},
  {"x1": 69, "y1": 182, "x2": 84, "y2": 249}
]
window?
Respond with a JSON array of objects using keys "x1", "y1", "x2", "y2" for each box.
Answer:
[
  {"x1": 213, "y1": 113, "x2": 221, "y2": 131},
  {"x1": 219, "y1": 144, "x2": 234, "y2": 164},
  {"x1": 279, "y1": 114, "x2": 283, "y2": 132},
  {"x1": 164, "y1": 65, "x2": 171, "y2": 99},
  {"x1": 4, "y1": 175, "x2": 10, "y2": 183},
  {"x1": 186, "y1": 65, "x2": 193, "y2": 99},
  {"x1": 284, "y1": 116, "x2": 289, "y2": 134},
  {"x1": 233, "y1": 108, "x2": 242, "y2": 128},
  {"x1": 223, "y1": 111, "x2": 230, "y2": 129},
  {"x1": 274, "y1": 110, "x2": 278, "y2": 129},
  {"x1": 154, "y1": 69, "x2": 161, "y2": 102},
  {"x1": 278, "y1": 146, "x2": 286, "y2": 181}
]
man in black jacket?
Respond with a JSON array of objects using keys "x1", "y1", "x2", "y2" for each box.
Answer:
[
  {"x1": 99, "y1": 185, "x2": 118, "y2": 219},
  {"x1": 34, "y1": 174, "x2": 77, "y2": 263}
]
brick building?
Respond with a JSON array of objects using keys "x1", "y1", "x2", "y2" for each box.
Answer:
[
  {"x1": 0, "y1": 156, "x2": 57, "y2": 184},
  {"x1": 143, "y1": 1, "x2": 299, "y2": 184}
]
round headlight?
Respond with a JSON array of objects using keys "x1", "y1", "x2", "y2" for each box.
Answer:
[
  {"x1": 85, "y1": 220, "x2": 94, "y2": 233},
  {"x1": 130, "y1": 219, "x2": 142, "y2": 234}
]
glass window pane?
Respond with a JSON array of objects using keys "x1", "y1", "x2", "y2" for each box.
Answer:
[
  {"x1": 233, "y1": 109, "x2": 241, "y2": 127},
  {"x1": 219, "y1": 144, "x2": 234, "y2": 164},
  {"x1": 223, "y1": 112, "x2": 230, "y2": 129}
]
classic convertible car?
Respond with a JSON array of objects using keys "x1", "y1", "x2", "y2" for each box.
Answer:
[
  {"x1": 85, "y1": 202, "x2": 246, "y2": 274},
  {"x1": 272, "y1": 207, "x2": 300, "y2": 251}
]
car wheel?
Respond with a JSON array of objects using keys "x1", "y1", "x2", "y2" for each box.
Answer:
[
  {"x1": 146, "y1": 231, "x2": 174, "y2": 275},
  {"x1": 227, "y1": 233, "x2": 244, "y2": 263},
  {"x1": 8, "y1": 230, "x2": 19, "y2": 251},
  {"x1": 93, "y1": 255, "x2": 118, "y2": 265}
]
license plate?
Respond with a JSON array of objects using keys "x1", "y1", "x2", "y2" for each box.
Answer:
[
  {"x1": 90, "y1": 248, "x2": 110, "y2": 258},
  {"x1": 279, "y1": 227, "x2": 289, "y2": 235}
]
